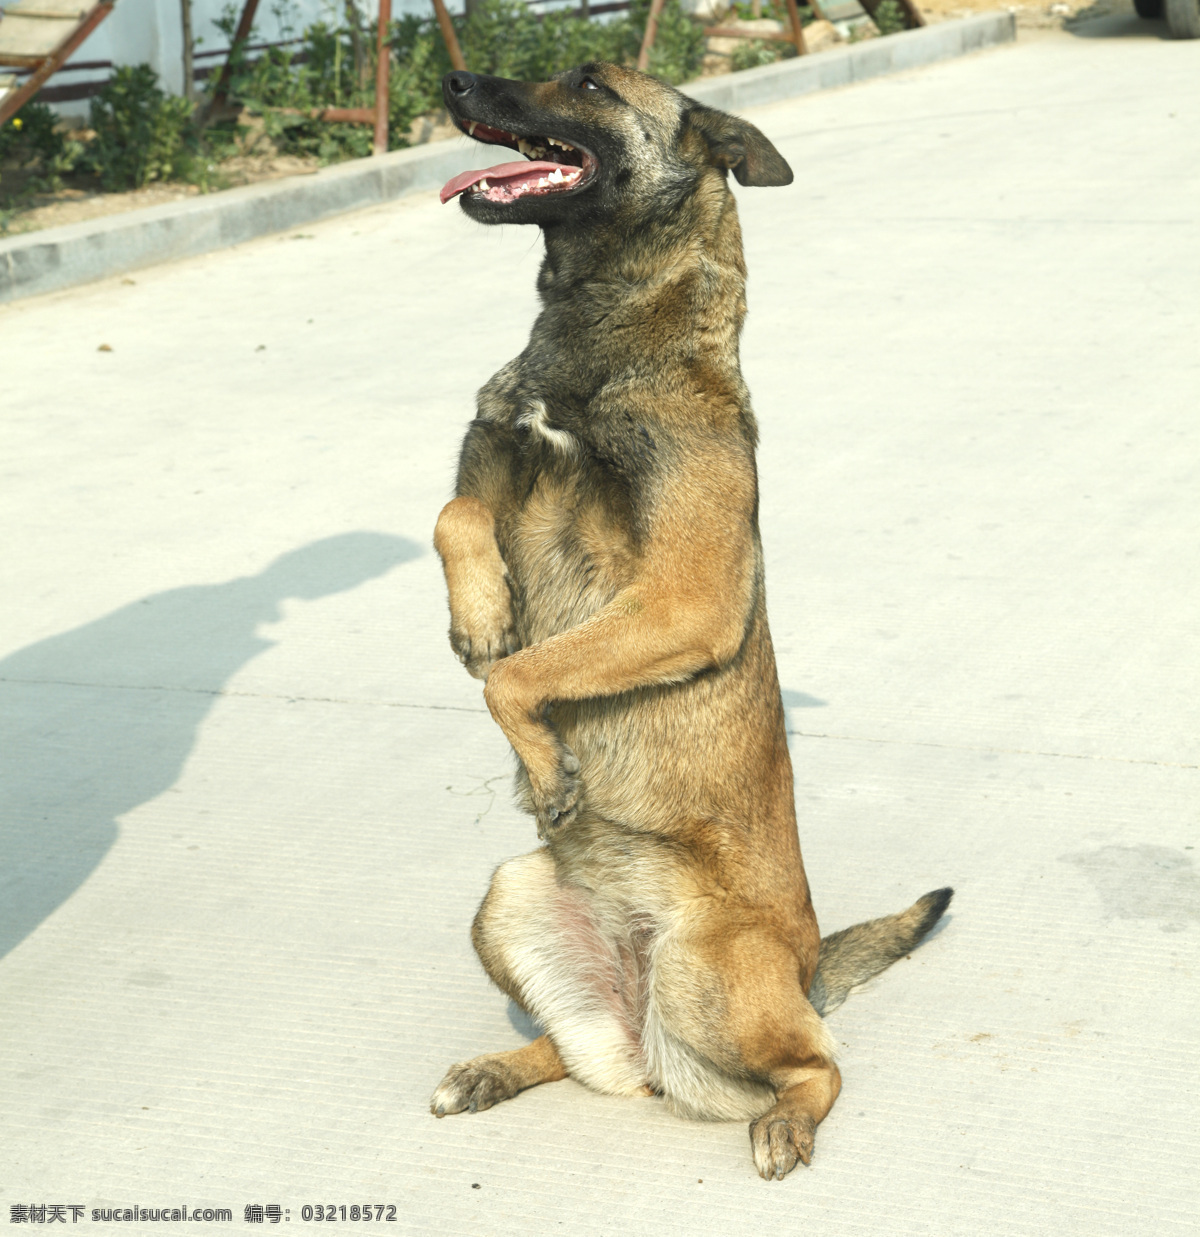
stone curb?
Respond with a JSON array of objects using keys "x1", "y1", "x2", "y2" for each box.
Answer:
[
  {"x1": 682, "y1": 10, "x2": 1015, "y2": 111},
  {"x1": 0, "y1": 12, "x2": 1014, "y2": 306}
]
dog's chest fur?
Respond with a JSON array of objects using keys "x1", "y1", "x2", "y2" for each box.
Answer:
[{"x1": 478, "y1": 371, "x2": 661, "y2": 649}]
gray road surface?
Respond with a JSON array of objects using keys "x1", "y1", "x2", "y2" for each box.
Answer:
[{"x1": 2, "y1": 17, "x2": 1197, "y2": 1236}]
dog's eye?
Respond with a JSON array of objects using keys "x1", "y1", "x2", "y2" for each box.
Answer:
[{"x1": 580, "y1": 77, "x2": 599, "y2": 91}]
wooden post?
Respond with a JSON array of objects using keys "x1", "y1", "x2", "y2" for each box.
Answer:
[
  {"x1": 636, "y1": 0, "x2": 666, "y2": 72},
  {"x1": 373, "y1": 0, "x2": 392, "y2": 155},
  {"x1": 180, "y1": 0, "x2": 195, "y2": 102},
  {"x1": 784, "y1": 0, "x2": 808, "y2": 53},
  {"x1": 781, "y1": 0, "x2": 811, "y2": 53},
  {"x1": 430, "y1": 0, "x2": 467, "y2": 71},
  {"x1": 198, "y1": 0, "x2": 261, "y2": 127},
  {"x1": 346, "y1": 0, "x2": 368, "y2": 87}
]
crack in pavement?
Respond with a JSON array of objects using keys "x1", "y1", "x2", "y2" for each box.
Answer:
[{"x1": 4, "y1": 676, "x2": 1193, "y2": 769}]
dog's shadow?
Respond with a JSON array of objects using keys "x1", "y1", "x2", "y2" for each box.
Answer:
[
  {"x1": 508, "y1": 1001, "x2": 543, "y2": 1041},
  {"x1": 0, "y1": 532, "x2": 421, "y2": 961},
  {"x1": 783, "y1": 688, "x2": 828, "y2": 738}
]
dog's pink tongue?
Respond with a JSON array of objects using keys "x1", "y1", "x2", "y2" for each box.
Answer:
[{"x1": 440, "y1": 160, "x2": 564, "y2": 204}]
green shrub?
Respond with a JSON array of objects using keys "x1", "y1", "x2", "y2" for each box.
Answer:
[
  {"x1": 219, "y1": 31, "x2": 373, "y2": 162},
  {"x1": 730, "y1": 1, "x2": 814, "y2": 19},
  {"x1": 387, "y1": 14, "x2": 454, "y2": 139},
  {"x1": 730, "y1": 38, "x2": 776, "y2": 71},
  {"x1": 627, "y1": 0, "x2": 706, "y2": 84},
  {"x1": 5, "y1": 0, "x2": 711, "y2": 210},
  {"x1": 85, "y1": 65, "x2": 199, "y2": 190},
  {"x1": 871, "y1": 0, "x2": 907, "y2": 34},
  {"x1": 0, "y1": 101, "x2": 62, "y2": 168},
  {"x1": 214, "y1": 9, "x2": 427, "y2": 161},
  {"x1": 221, "y1": 0, "x2": 705, "y2": 164},
  {"x1": 0, "y1": 100, "x2": 82, "y2": 198},
  {"x1": 720, "y1": 2, "x2": 814, "y2": 73}
]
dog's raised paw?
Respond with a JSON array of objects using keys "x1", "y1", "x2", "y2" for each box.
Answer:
[
  {"x1": 450, "y1": 623, "x2": 520, "y2": 680},
  {"x1": 534, "y1": 745, "x2": 583, "y2": 838},
  {"x1": 430, "y1": 1060, "x2": 521, "y2": 1118},
  {"x1": 749, "y1": 1113, "x2": 815, "y2": 1181}
]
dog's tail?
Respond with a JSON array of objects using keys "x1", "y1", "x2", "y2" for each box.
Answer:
[{"x1": 808, "y1": 887, "x2": 953, "y2": 1017}]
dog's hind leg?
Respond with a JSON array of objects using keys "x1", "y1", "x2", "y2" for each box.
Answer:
[
  {"x1": 649, "y1": 922, "x2": 841, "y2": 1181},
  {"x1": 430, "y1": 848, "x2": 651, "y2": 1118}
]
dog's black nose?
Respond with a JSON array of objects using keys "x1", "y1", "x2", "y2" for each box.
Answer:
[{"x1": 444, "y1": 71, "x2": 477, "y2": 97}]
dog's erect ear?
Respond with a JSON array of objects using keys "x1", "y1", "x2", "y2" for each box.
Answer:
[{"x1": 686, "y1": 105, "x2": 793, "y2": 187}]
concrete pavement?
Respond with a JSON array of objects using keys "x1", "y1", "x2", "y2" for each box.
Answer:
[{"x1": 2, "y1": 18, "x2": 1198, "y2": 1235}]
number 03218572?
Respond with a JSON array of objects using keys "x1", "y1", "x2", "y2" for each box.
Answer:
[{"x1": 300, "y1": 1204, "x2": 398, "y2": 1221}]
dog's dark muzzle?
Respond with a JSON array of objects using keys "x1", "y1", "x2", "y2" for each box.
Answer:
[
  {"x1": 438, "y1": 72, "x2": 599, "y2": 208},
  {"x1": 443, "y1": 71, "x2": 478, "y2": 107}
]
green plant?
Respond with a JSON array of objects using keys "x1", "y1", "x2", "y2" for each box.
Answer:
[
  {"x1": 85, "y1": 64, "x2": 200, "y2": 190},
  {"x1": 0, "y1": 101, "x2": 83, "y2": 200},
  {"x1": 871, "y1": 0, "x2": 908, "y2": 34},
  {"x1": 387, "y1": 14, "x2": 454, "y2": 139},
  {"x1": 215, "y1": 8, "x2": 407, "y2": 162},
  {"x1": 460, "y1": 0, "x2": 624, "y2": 81},
  {"x1": 220, "y1": 0, "x2": 704, "y2": 164},
  {"x1": 424, "y1": 0, "x2": 702, "y2": 94},
  {"x1": 4, "y1": 0, "x2": 709, "y2": 213},
  {"x1": 729, "y1": 31, "x2": 803, "y2": 72},
  {"x1": 729, "y1": 2, "x2": 815, "y2": 23},
  {"x1": 0, "y1": 102, "x2": 61, "y2": 167},
  {"x1": 628, "y1": 0, "x2": 707, "y2": 85},
  {"x1": 730, "y1": 38, "x2": 781, "y2": 70}
]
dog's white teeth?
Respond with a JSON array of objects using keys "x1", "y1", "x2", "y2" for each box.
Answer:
[
  {"x1": 478, "y1": 179, "x2": 489, "y2": 190},
  {"x1": 548, "y1": 168, "x2": 564, "y2": 184},
  {"x1": 468, "y1": 122, "x2": 477, "y2": 136},
  {"x1": 517, "y1": 139, "x2": 533, "y2": 156}
]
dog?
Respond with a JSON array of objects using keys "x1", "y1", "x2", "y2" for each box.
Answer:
[{"x1": 429, "y1": 61, "x2": 952, "y2": 1181}]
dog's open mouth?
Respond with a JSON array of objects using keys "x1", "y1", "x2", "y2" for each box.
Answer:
[{"x1": 440, "y1": 121, "x2": 597, "y2": 205}]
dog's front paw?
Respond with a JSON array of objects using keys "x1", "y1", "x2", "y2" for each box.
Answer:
[
  {"x1": 533, "y1": 747, "x2": 583, "y2": 839},
  {"x1": 749, "y1": 1112, "x2": 815, "y2": 1181},
  {"x1": 449, "y1": 620, "x2": 520, "y2": 680},
  {"x1": 430, "y1": 1059, "x2": 522, "y2": 1117}
]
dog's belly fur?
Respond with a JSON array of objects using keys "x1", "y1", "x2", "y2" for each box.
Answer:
[{"x1": 476, "y1": 844, "x2": 779, "y2": 1121}]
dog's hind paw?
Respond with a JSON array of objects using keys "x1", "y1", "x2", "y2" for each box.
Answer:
[
  {"x1": 430, "y1": 1059, "x2": 522, "y2": 1117},
  {"x1": 749, "y1": 1112, "x2": 815, "y2": 1181}
]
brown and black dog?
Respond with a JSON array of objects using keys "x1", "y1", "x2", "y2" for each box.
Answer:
[{"x1": 430, "y1": 61, "x2": 952, "y2": 1180}]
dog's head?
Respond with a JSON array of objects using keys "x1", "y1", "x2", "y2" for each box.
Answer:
[{"x1": 439, "y1": 62, "x2": 792, "y2": 229}]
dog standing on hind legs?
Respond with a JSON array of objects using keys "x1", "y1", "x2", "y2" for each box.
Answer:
[{"x1": 428, "y1": 61, "x2": 953, "y2": 1180}]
